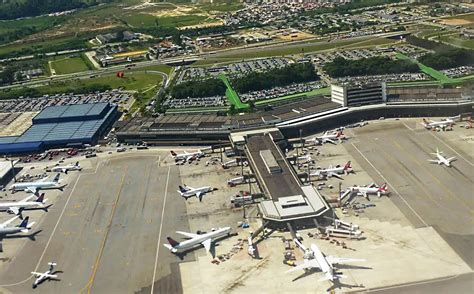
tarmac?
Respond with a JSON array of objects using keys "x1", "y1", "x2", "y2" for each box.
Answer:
[
  {"x1": 344, "y1": 119, "x2": 474, "y2": 269},
  {"x1": 0, "y1": 152, "x2": 189, "y2": 293}
]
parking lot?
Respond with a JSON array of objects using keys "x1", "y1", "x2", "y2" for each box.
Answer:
[
  {"x1": 0, "y1": 91, "x2": 132, "y2": 113},
  {"x1": 177, "y1": 57, "x2": 291, "y2": 84},
  {"x1": 0, "y1": 149, "x2": 249, "y2": 293}
]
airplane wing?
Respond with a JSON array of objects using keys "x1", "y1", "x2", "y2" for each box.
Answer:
[
  {"x1": 326, "y1": 256, "x2": 365, "y2": 265},
  {"x1": 428, "y1": 159, "x2": 438, "y2": 164},
  {"x1": 201, "y1": 238, "x2": 212, "y2": 253},
  {"x1": 0, "y1": 216, "x2": 19, "y2": 228},
  {"x1": 25, "y1": 187, "x2": 38, "y2": 194},
  {"x1": 360, "y1": 191, "x2": 368, "y2": 199},
  {"x1": 9, "y1": 207, "x2": 19, "y2": 215},
  {"x1": 21, "y1": 194, "x2": 36, "y2": 202},
  {"x1": 286, "y1": 259, "x2": 320, "y2": 274},
  {"x1": 31, "y1": 272, "x2": 43, "y2": 277},
  {"x1": 325, "y1": 138, "x2": 336, "y2": 144},
  {"x1": 197, "y1": 192, "x2": 203, "y2": 202},
  {"x1": 447, "y1": 157, "x2": 456, "y2": 162},
  {"x1": 175, "y1": 231, "x2": 199, "y2": 238},
  {"x1": 328, "y1": 172, "x2": 343, "y2": 180}
]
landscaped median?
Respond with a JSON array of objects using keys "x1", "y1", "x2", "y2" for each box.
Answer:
[
  {"x1": 395, "y1": 52, "x2": 473, "y2": 86},
  {"x1": 218, "y1": 73, "x2": 250, "y2": 111}
]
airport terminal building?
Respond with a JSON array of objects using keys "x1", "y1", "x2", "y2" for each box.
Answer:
[{"x1": 0, "y1": 102, "x2": 120, "y2": 154}]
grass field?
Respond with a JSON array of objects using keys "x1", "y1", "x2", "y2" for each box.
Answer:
[
  {"x1": 124, "y1": 14, "x2": 210, "y2": 28},
  {"x1": 217, "y1": 36, "x2": 396, "y2": 60},
  {"x1": 254, "y1": 87, "x2": 331, "y2": 106},
  {"x1": 439, "y1": 35, "x2": 474, "y2": 50},
  {"x1": 49, "y1": 55, "x2": 90, "y2": 75}
]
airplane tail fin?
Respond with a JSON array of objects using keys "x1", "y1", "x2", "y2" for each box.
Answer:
[
  {"x1": 36, "y1": 193, "x2": 46, "y2": 203},
  {"x1": 166, "y1": 236, "x2": 180, "y2": 247},
  {"x1": 344, "y1": 161, "x2": 352, "y2": 171},
  {"x1": 75, "y1": 161, "x2": 80, "y2": 167},
  {"x1": 336, "y1": 130, "x2": 343, "y2": 137},
  {"x1": 379, "y1": 183, "x2": 388, "y2": 192},
  {"x1": 52, "y1": 173, "x2": 60, "y2": 183},
  {"x1": 178, "y1": 185, "x2": 186, "y2": 193},
  {"x1": 170, "y1": 151, "x2": 177, "y2": 157},
  {"x1": 18, "y1": 216, "x2": 30, "y2": 230}
]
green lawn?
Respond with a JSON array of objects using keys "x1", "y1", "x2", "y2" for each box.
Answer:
[
  {"x1": 140, "y1": 64, "x2": 174, "y2": 75},
  {"x1": 50, "y1": 55, "x2": 90, "y2": 75},
  {"x1": 254, "y1": 87, "x2": 331, "y2": 106},
  {"x1": 219, "y1": 74, "x2": 249, "y2": 110},
  {"x1": 125, "y1": 14, "x2": 210, "y2": 29},
  {"x1": 395, "y1": 53, "x2": 474, "y2": 86},
  {"x1": 218, "y1": 36, "x2": 396, "y2": 60},
  {"x1": 439, "y1": 35, "x2": 474, "y2": 50}
]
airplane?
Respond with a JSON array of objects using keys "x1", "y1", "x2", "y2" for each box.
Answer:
[
  {"x1": 9, "y1": 173, "x2": 65, "y2": 194},
  {"x1": 51, "y1": 161, "x2": 82, "y2": 174},
  {"x1": 310, "y1": 161, "x2": 353, "y2": 180},
  {"x1": 286, "y1": 239, "x2": 365, "y2": 282},
  {"x1": 309, "y1": 131, "x2": 345, "y2": 145},
  {"x1": 0, "y1": 193, "x2": 48, "y2": 215},
  {"x1": 31, "y1": 262, "x2": 60, "y2": 288},
  {"x1": 0, "y1": 216, "x2": 35, "y2": 236},
  {"x1": 170, "y1": 150, "x2": 204, "y2": 163},
  {"x1": 178, "y1": 185, "x2": 214, "y2": 202},
  {"x1": 428, "y1": 148, "x2": 455, "y2": 167},
  {"x1": 163, "y1": 227, "x2": 232, "y2": 255},
  {"x1": 340, "y1": 183, "x2": 389, "y2": 201},
  {"x1": 421, "y1": 116, "x2": 457, "y2": 130}
]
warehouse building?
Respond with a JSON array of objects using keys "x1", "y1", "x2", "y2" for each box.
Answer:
[{"x1": 0, "y1": 103, "x2": 120, "y2": 155}]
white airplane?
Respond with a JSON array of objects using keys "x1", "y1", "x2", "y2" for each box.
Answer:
[
  {"x1": 309, "y1": 131, "x2": 345, "y2": 145},
  {"x1": 421, "y1": 117, "x2": 456, "y2": 130},
  {"x1": 51, "y1": 161, "x2": 82, "y2": 174},
  {"x1": 9, "y1": 174, "x2": 65, "y2": 194},
  {"x1": 0, "y1": 193, "x2": 48, "y2": 215},
  {"x1": 287, "y1": 239, "x2": 365, "y2": 282},
  {"x1": 310, "y1": 161, "x2": 353, "y2": 180},
  {"x1": 341, "y1": 183, "x2": 389, "y2": 200},
  {"x1": 428, "y1": 148, "x2": 455, "y2": 167},
  {"x1": 163, "y1": 227, "x2": 232, "y2": 255},
  {"x1": 31, "y1": 262, "x2": 59, "y2": 288},
  {"x1": 178, "y1": 185, "x2": 214, "y2": 202},
  {"x1": 170, "y1": 150, "x2": 204, "y2": 163},
  {"x1": 0, "y1": 215, "x2": 35, "y2": 236}
]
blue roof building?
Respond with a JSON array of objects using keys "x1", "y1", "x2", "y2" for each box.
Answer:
[{"x1": 0, "y1": 102, "x2": 120, "y2": 154}]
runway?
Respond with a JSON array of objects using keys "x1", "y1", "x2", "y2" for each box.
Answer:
[
  {"x1": 0, "y1": 154, "x2": 191, "y2": 293},
  {"x1": 345, "y1": 121, "x2": 474, "y2": 268}
]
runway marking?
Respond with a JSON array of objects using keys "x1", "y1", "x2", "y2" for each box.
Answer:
[
  {"x1": 364, "y1": 274, "x2": 465, "y2": 293},
  {"x1": 150, "y1": 165, "x2": 171, "y2": 294},
  {"x1": 81, "y1": 165, "x2": 128, "y2": 294},
  {"x1": 350, "y1": 143, "x2": 429, "y2": 227},
  {"x1": 0, "y1": 160, "x2": 103, "y2": 287}
]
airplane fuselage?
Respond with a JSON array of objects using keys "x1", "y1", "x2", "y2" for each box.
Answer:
[
  {"x1": 10, "y1": 182, "x2": 61, "y2": 192},
  {"x1": 52, "y1": 165, "x2": 81, "y2": 173},
  {"x1": 171, "y1": 227, "x2": 232, "y2": 253},
  {"x1": 0, "y1": 227, "x2": 24, "y2": 235},
  {"x1": 310, "y1": 244, "x2": 334, "y2": 280},
  {"x1": 180, "y1": 186, "x2": 212, "y2": 197}
]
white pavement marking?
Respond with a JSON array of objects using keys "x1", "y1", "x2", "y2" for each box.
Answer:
[
  {"x1": 0, "y1": 160, "x2": 103, "y2": 287},
  {"x1": 350, "y1": 142, "x2": 429, "y2": 227},
  {"x1": 151, "y1": 165, "x2": 171, "y2": 294}
]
